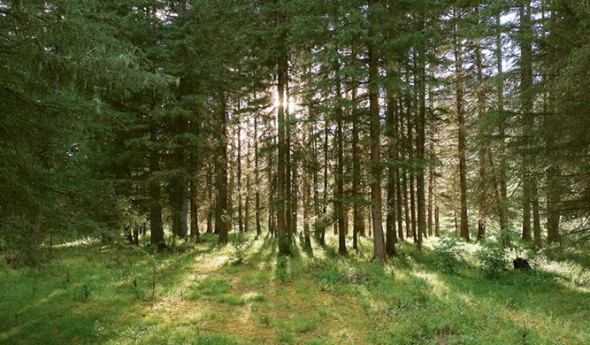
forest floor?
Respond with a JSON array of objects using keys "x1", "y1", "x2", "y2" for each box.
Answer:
[{"x1": 1, "y1": 232, "x2": 590, "y2": 345}]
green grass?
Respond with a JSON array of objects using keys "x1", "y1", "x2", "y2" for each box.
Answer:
[{"x1": 1, "y1": 232, "x2": 589, "y2": 344}]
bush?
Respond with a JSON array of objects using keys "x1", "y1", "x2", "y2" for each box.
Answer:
[
  {"x1": 1, "y1": 218, "x2": 48, "y2": 267},
  {"x1": 276, "y1": 255, "x2": 290, "y2": 282},
  {"x1": 476, "y1": 239, "x2": 509, "y2": 278},
  {"x1": 232, "y1": 231, "x2": 246, "y2": 264},
  {"x1": 433, "y1": 237, "x2": 464, "y2": 273}
]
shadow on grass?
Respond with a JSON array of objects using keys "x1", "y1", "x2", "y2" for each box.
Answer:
[{"x1": 0, "y1": 236, "x2": 241, "y2": 345}]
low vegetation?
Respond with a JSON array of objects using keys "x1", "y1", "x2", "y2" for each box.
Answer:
[{"x1": 1, "y1": 233, "x2": 589, "y2": 345}]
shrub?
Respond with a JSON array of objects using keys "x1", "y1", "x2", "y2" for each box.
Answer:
[
  {"x1": 276, "y1": 255, "x2": 290, "y2": 282},
  {"x1": 433, "y1": 237, "x2": 463, "y2": 273},
  {"x1": 231, "y1": 231, "x2": 246, "y2": 265},
  {"x1": 476, "y1": 239, "x2": 509, "y2": 278}
]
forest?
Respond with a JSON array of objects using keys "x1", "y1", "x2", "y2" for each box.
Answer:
[{"x1": 1, "y1": 0, "x2": 589, "y2": 344}]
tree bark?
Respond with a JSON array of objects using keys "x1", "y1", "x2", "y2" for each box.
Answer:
[
  {"x1": 546, "y1": 166, "x2": 561, "y2": 244},
  {"x1": 454, "y1": 7, "x2": 470, "y2": 241},
  {"x1": 386, "y1": 91, "x2": 397, "y2": 256},
  {"x1": 254, "y1": 114, "x2": 262, "y2": 236},
  {"x1": 276, "y1": 1, "x2": 291, "y2": 255},
  {"x1": 520, "y1": 0, "x2": 536, "y2": 243},
  {"x1": 215, "y1": 92, "x2": 230, "y2": 245},
  {"x1": 368, "y1": 0, "x2": 386, "y2": 261},
  {"x1": 335, "y1": 60, "x2": 347, "y2": 255},
  {"x1": 149, "y1": 127, "x2": 165, "y2": 252},
  {"x1": 352, "y1": 83, "x2": 362, "y2": 251},
  {"x1": 416, "y1": 44, "x2": 427, "y2": 250},
  {"x1": 495, "y1": 12, "x2": 509, "y2": 240},
  {"x1": 475, "y1": 2, "x2": 488, "y2": 241}
]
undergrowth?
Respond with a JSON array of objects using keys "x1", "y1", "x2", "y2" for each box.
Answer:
[{"x1": 0, "y1": 233, "x2": 589, "y2": 345}]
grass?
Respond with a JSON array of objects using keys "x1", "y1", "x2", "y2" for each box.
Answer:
[{"x1": 0, "y1": 232, "x2": 589, "y2": 344}]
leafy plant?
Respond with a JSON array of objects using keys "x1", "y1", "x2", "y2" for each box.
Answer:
[
  {"x1": 276, "y1": 256, "x2": 290, "y2": 282},
  {"x1": 476, "y1": 239, "x2": 509, "y2": 278},
  {"x1": 433, "y1": 237, "x2": 463, "y2": 273},
  {"x1": 232, "y1": 231, "x2": 246, "y2": 265}
]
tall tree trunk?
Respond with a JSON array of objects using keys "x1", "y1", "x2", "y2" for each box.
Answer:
[
  {"x1": 207, "y1": 164, "x2": 214, "y2": 233},
  {"x1": 268, "y1": 148, "x2": 276, "y2": 236},
  {"x1": 427, "y1": 132, "x2": 435, "y2": 237},
  {"x1": 149, "y1": 127, "x2": 165, "y2": 251},
  {"x1": 303, "y1": 112, "x2": 313, "y2": 250},
  {"x1": 170, "y1": 115, "x2": 188, "y2": 240},
  {"x1": 335, "y1": 60, "x2": 347, "y2": 255},
  {"x1": 475, "y1": 2, "x2": 488, "y2": 241},
  {"x1": 237, "y1": 115, "x2": 244, "y2": 234},
  {"x1": 254, "y1": 114, "x2": 262, "y2": 237},
  {"x1": 396, "y1": 165, "x2": 404, "y2": 241},
  {"x1": 409, "y1": 155, "x2": 417, "y2": 241},
  {"x1": 276, "y1": 2, "x2": 291, "y2": 255},
  {"x1": 543, "y1": 5, "x2": 561, "y2": 246},
  {"x1": 285, "y1": 84, "x2": 293, "y2": 241},
  {"x1": 352, "y1": 83, "x2": 362, "y2": 251},
  {"x1": 532, "y1": 180, "x2": 541, "y2": 245},
  {"x1": 520, "y1": 0, "x2": 535, "y2": 243},
  {"x1": 416, "y1": 44, "x2": 427, "y2": 250},
  {"x1": 522, "y1": 180, "x2": 532, "y2": 240},
  {"x1": 312, "y1": 115, "x2": 322, "y2": 239},
  {"x1": 398, "y1": 99, "x2": 411, "y2": 239},
  {"x1": 402, "y1": 167, "x2": 411, "y2": 239},
  {"x1": 386, "y1": 90, "x2": 397, "y2": 256},
  {"x1": 291, "y1": 139, "x2": 298, "y2": 236},
  {"x1": 404, "y1": 70, "x2": 417, "y2": 242},
  {"x1": 189, "y1": 140, "x2": 200, "y2": 243},
  {"x1": 495, "y1": 12, "x2": 509, "y2": 239},
  {"x1": 320, "y1": 109, "x2": 329, "y2": 247},
  {"x1": 427, "y1": 64, "x2": 435, "y2": 238},
  {"x1": 190, "y1": 177, "x2": 199, "y2": 243},
  {"x1": 435, "y1": 205, "x2": 440, "y2": 237},
  {"x1": 546, "y1": 166, "x2": 561, "y2": 244},
  {"x1": 454, "y1": 7, "x2": 470, "y2": 241},
  {"x1": 215, "y1": 92, "x2": 230, "y2": 245},
  {"x1": 245, "y1": 133, "x2": 251, "y2": 234},
  {"x1": 368, "y1": 0, "x2": 386, "y2": 261}
]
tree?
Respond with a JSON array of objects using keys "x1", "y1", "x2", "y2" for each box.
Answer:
[{"x1": 367, "y1": 0, "x2": 387, "y2": 261}]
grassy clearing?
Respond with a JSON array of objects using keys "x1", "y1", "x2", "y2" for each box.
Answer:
[{"x1": 1, "y1": 232, "x2": 589, "y2": 345}]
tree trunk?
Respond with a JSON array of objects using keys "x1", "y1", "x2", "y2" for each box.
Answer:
[
  {"x1": 532, "y1": 179, "x2": 542, "y2": 245},
  {"x1": 454, "y1": 7, "x2": 470, "y2": 241},
  {"x1": 320, "y1": 108, "x2": 329, "y2": 247},
  {"x1": 335, "y1": 60, "x2": 347, "y2": 255},
  {"x1": 215, "y1": 92, "x2": 230, "y2": 245},
  {"x1": 276, "y1": 3, "x2": 291, "y2": 255},
  {"x1": 237, "y1": 116, "x2": 244, "y2": 234},
  {"x1": 520, "y1": 0, "x2": 535, "y2": 243},
  {"x1": 190, "y1": 177, "x2": 199, "y2": 243},
  {"x1": 352, "y1": 84, "x2": 362, "y2": 251},
  {"x1": 368, "y1": 0, "x2": 386, "y2": 261},
  {"x1": 303, "y1": 114, "x2": 313, "y2": 250},
  {"x1": 386, "y1": 92, "x2": 397, "y2": 256},
  {"x1": 245, "y1": 135, "x2": 251, "y2": 234},
  {"x1": 416, "y1": 44, "x2": 427, "y2": 250},
  {"x1": 189, "y1": 133, "x2": 200, "y2": 243},
  {"x1": 170, "y1": 114, "x2": 188, "y2": 240},
  {"x1": 254, "y1": 114, "x2": 262, "y2": 237},
  {"x1": 435, "y1": 206, "x2": 440, "y2": 237},
  {"x1": 149, "y1": 127, "x2": 165, "y2": 252},
  {"x1": 403, "y1": 167, "x2": 411, "y2": 239},
  {"x1": 546, "y1": 166, "x2": 561, "y2": 244},
  {"x1": 495, "y1": 12, "x2": 509, "y2": 239},
  {"x1": 207, "y1": 164, "x2": 214, "y2": 234},
  {"x1": 475, "y1": 2, "x2": 488, "y2": 241},
  {"x1": 427, "y1": 134, "x2": 434, "y2": 237}
]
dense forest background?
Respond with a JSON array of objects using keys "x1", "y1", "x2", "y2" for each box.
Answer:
[{"x1": 1, "y1": 0, "x2": 589, "y2": 263}]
